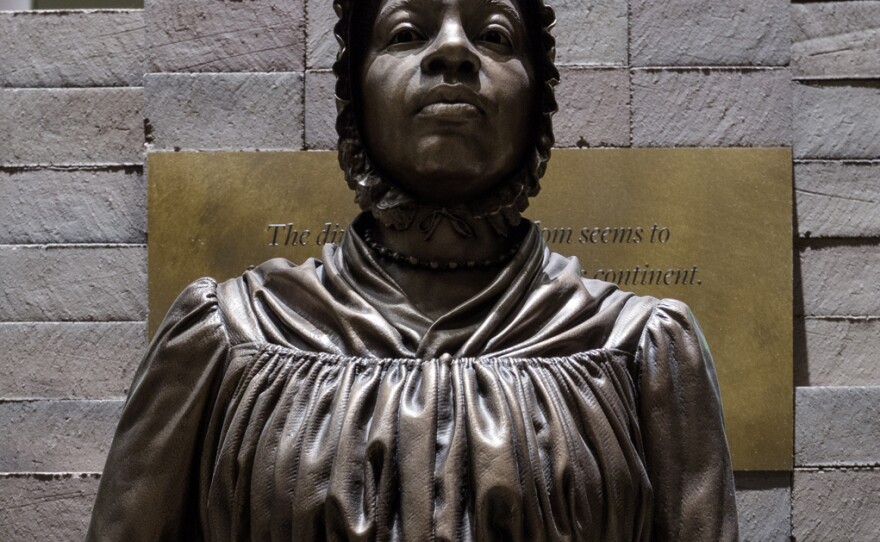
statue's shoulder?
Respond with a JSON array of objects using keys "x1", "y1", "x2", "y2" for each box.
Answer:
[
  {"x1": 244, "y1": 256, "x2": 324, "y2": 276},
  {"x1": 151, "y1": 276, "x2": 221, "y2": 339},
  {"x1": 165, "y1": 276, "x2": 220, "y2": 313},
  {"x1": 210, "y1": 256, "x2": 328, "y2": 345},
  {"x1": 216, "y1": 256, "x2": 325, "y2": 296},
  {"x1": 577, "y1": 277, "x2": 697, "y2": 353}
]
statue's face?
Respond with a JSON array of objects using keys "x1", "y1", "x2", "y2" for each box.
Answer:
[{"x1": 360, "y1": 0, "x2": 536, "y2": 206}]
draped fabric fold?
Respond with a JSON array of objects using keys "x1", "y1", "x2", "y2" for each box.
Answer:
[
  {"x1": 199, "y1": 347, "x2": 650, "y2": 542},
  {"x1": 87, "y1": 216, "x2": 738, "y2": 541}
]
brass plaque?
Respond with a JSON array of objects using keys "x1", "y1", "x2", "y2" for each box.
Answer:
[{"x1": 148, "y1": 148, "x2": 793, "y2": 471}]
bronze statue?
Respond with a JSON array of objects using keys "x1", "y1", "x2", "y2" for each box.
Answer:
[{"x1": 88, "y1": 0, "x2": 738, "y2": 539}]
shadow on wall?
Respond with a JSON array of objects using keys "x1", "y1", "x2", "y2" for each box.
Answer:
[{"x1": 792, "y1": 173, "x2": 808, "y2": 387}]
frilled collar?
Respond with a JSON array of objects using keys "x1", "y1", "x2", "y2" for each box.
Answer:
[
  {"x1": 330, "y1": 213, "x2": 548, "y2": 357},
  {"x1": 231, "y1": 212, "x2": 635, "y2": 359}
]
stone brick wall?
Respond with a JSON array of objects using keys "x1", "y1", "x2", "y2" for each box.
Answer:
[
  {"x1": 0, "y1": 1, "x2": 877, "y2": 540},
  {"x1": 0, "y1": 9, "x2": 147, "y2": 540},
  {"x1": 790, "y1": 2, "x2": 880, "y2": 540}
]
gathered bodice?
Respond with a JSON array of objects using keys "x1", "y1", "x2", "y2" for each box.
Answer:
[{"x1": 203, "y1": 344, "x2": 651, "y2": 541}]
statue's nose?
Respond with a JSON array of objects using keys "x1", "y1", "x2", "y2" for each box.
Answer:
[{"x1": 420, "y1": 21, "x2": 481, "y2": 76}]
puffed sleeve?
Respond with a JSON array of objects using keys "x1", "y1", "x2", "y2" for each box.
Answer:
[
  {"x1": 636, "y1": 300, "x2": 739, "y2": 541},
  {"x1": 87, "y1": 278, "x2": 230, "y2": 541}
]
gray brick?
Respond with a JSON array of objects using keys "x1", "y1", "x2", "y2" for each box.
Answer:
[
  {"x1": 0, "y1": 400, "x2": 122, "y2": 472},
  {"x1": 146, "y1": 0, "x2": 305, "y2": 73},
  {"x1": 0, "y1": 168, "x2": 145, "y2": 244},
  {"x1": 796, "y1": 318, "x2": 880, "y2": 387},
  {"x1": 794, "y1": 82, "x2": 880, "y2": 159},
  {"x1": 796, "y1": 161, "x2": 880, "y2": 238},
  {"x1": 632, "y1": 69, "x2": 792, "y2": 147},
  {"x1": 0, "y1": 246, "x2": 146, "y2": 322},
  {"x1": 554, "y1": 67, "x2": 629, "y2": 148},
  {"x1": 798, "y1": 242, "x2": 880, "y2": 317},
  {"x1": 553, "y1": 0, "x2": 627, "y2": 66},
  {"x1": 0, "y1": 473, "x2": 100, "y2": 542},
  {"x1": 631, "y1": 0, "x2": 790, "y2": 67},
  {"x1": 792, "y1": 2, "x2": 880, "y2": 79},
  {"x1": 304, "y1": 69, "x2": 337, "y2": 150},
  {"x1": 734, "y1": 472, "x2": 791, "y2": 542},
  {"x1": 0, "y1": 322, "x2": 145, "y2": 399},
  {"x1": 796, "y1": 386, "x2": 880, "y2": 467},
  {"x1": 306, "y1": 0, "x2": 337, "y2": 69},
  {"x1": 794, "y1": 468, "x2": 880, "y2": 541},
  {"x1": 0, "y1": 88, "x2": 144, "y2": 167},
  {"x1": 0, "y1": 11, "x2": 144, "y2": 88},
  {"x1": 144, "y1": 72, "x2": 304, "y2": 151}
]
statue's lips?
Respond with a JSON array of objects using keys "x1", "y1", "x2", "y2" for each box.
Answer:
[
  {"x1": 416, "y1": 84, "x2": 486, "y2": 120},
  {"x1": 418, "y1": 101, "x2": 482, "y2": 119}
]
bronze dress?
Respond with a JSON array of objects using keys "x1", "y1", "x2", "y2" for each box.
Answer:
[{"x1": 88, "y1": 217, "x2": 738, "y2": 541}]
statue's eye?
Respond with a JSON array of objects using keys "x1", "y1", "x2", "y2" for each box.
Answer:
[
  {"x1": 390, "y1": 28, "x2": 425, "y2": 45},
  {"x1": 477, "y1": 29, "x2": 512, "y2": 49}
]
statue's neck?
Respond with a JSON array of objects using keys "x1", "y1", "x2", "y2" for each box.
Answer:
[
  {"x1": 361, "y1": 209, "x2": 523, "y2": 319},
  {"x1": 374, "y1": 207, "x2": 512, "y2": 266}
]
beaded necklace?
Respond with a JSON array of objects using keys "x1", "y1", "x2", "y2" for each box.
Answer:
[{"x1": 361, "y1": 227, "x2": 521, "y2": 271}]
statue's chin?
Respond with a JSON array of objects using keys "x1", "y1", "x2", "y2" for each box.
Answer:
[
  {"x1": 398, "y1": 138, "x2": 513, "y2": 199},
  {"x1": 396, "y1": 163, "x2": 509, "y2": 207},
  {"x1": 364, "y1": 130, "x2": 524, "y2": 207}
]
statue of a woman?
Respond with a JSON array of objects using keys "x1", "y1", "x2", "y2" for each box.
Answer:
[{"x1": 88, "y1": 0, "x2": 738, "y2": 539}]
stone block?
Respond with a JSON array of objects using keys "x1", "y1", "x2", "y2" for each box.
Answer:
[
  {"x1": 0, "y1": 168, "x2": 145, "y2": 244},
  {"x1": 146, "y1": 0, "x2": 305, "y2": 73},
  {"x1": 632, "y1": 69, "x2": 792, "y2": 147},
  {"x1": 796, "y1": 386, "x2": 880, "y2": 467},
  {"x1": 552, "y1": 0, "x2": 627, "y2": 65},
  {"x1": 734, "y1": 471, "x2": 791, "y2": 542},
  {"x1": 307, "y1": 0, "x2": 337, "y2": 69},
  {"x1": 553, "y1": 67, "x2": 629, "y2": 148},
  {"x1": 631, "y1": 0, "x2": 790, "y2": 67},
  {"x1": 144, "y1": 72, "x2": 304, "y2": 151},
  {"x1": 0, "y1": 11, "x2": 144, "y2": 88},
  {"x1": 0, "y1": 88, "x2": 144, "y2": 167},
  {"x1": 0, "y1": 246, "x2": 146, "y2": 322},
  {"x1": 0, "y1": 473, "x2": 100, "y2": 542},
  {"x1": 796, "y1": 318, "x2": 880, "y2": 387},
  {"x1": 304, "y1": 69, "x2": 337, "y2": 150},
  {"x1": 796, "y1": 161, "x2": 880, "y2": 238},
  {"x1": 793, "y1": 468, "x2": 880, "y2": 541},
  {"x1": 794, "y1": 82, "x2": 880, "y2": 159},
  {"x1": 798, "y1": 242, "x2": 880, "y2": 317},
  {"x1": 0, "y1": 322, "x2": 145, "y2": 399},
  {"x1": 0, "y1": 400, "x2": 122, "y2": 472},
  {"x1": 792, "y1": 2, "x2": 880, "y2": 79}
]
